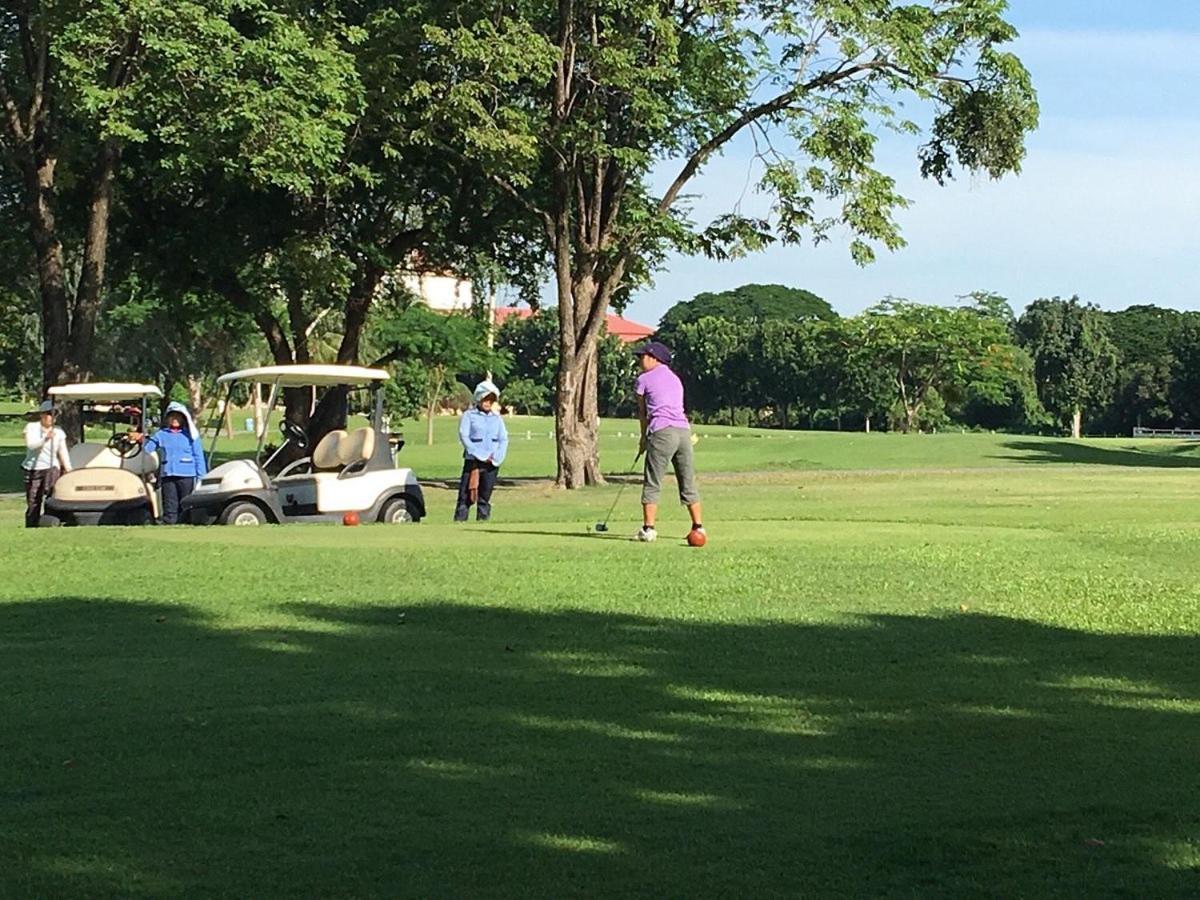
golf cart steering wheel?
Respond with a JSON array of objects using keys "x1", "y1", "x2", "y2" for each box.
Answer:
[
  {"x1": 108, "y1": 433, "x2": 142, "y2": 459},
  {"x1": 279, "y1": 420, "x2": 309, "y2": 450}
]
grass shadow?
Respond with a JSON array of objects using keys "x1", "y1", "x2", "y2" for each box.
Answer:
[
  {"x1": 0, "y1": 445, "x2": 25, "y2": 494},
  {"x1": 998, "y1": 439, "x2": 1200, "y2": 468},
  {"x1": 1, "y1": 598, "x2": 1197, "y2": 897},
  {"x1": 474, "y1": 526, "x2": 638, "y2": 542}
]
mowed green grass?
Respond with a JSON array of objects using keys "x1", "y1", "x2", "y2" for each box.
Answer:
[
  {"x1": 1, "y1": 428, "x2": 1199, "y2": 896},
  {"x1": 5, "y1": 410, "x2": 1200, "y2": 489}
]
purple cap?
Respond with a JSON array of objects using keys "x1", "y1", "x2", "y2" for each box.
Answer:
[{"x1": 634, "y1": 341, "x2": 672, "y2": 364}]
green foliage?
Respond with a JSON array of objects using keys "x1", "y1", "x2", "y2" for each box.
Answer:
[
  {"x1": 494, "y1": 311, "x2": 559, "y2": 400},
  {"x1": 370, "y1": 304, "x2": 510, "y2": 443},
  {"x1": 597, "y1": 334, "x2": 639, "y2": 418},
  {"x1": 53, "y1": 0, "x2": 362, "y2": 193},
  {"x1": 92, "y1": 280, "x2": 261, "y2": 401},
  {"x1": 1169, "y1": 318, "x2": 1200, "y2": 428},
  {"x1": 1104, "y1": 305, "x2": 1194, "y2": 366},
  {"x1": 658, "y1": 284, "x2": 836, "y2": 340},
  {"x1": 1016, "y1": 297, "x2": 1119, "y2": 434},
  {"x1": 0, "y1": 289, "x2": 39, "y2": 399},
  {"x1": 493, "y1": 308, "x2": 639, "y2": 417},
  {"x1": 499, "y1": 378, "x2": 550, "y2": 416},
  {"x1": 670, "y1": 316, "x2": 756, "y2": 424},
  {"x1": 862, "y1": 299, "x2": 1015, "y2": 432}
]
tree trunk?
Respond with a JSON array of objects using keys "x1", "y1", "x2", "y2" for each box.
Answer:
[
  {"x1": 1071, "y1": 407, "x2": 1082, "y2": 439},
  {"x1": 66, "y1": 139, "x2": 120, "y2": 384},
  {"x1": 186, "y1": 374, "x2": 203, "y2": 415},
  {"x1": 555, "y1": 342, "x2": 602, "y2": 487},
  {"x1": 426, "y1": 369, "x2": 444, "y2": 446},
  {"x1": 22, "y1": 150, "x2": 70, "y2": 394},
  {"x1": 337, "y1": 268, "x2": 380, "y2": 365}
]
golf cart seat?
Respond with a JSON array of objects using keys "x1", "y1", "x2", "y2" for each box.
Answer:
[
  {"x1": 311, "y1": 429, "x2": 348, "y2": 472},
  {"x1": 276, "y1": 428, "x2": 349, "y2": 480},
  {"x1": 68, "y1": 442, "x2": 160, "y2": 476},
  {"x1": 338, "y1": 427, "x2": 376, "y2": 474}
]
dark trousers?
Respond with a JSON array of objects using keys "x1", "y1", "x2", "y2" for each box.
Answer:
[
  {"x1": 160, "y1": 476, "x2": 195, "y2": 525},
  {"x1": 454, "y1": 460, "x2": 498, "y2": 521},
  {"x1": 24, "y1": 467, "x2": 59, "y2": 528}
]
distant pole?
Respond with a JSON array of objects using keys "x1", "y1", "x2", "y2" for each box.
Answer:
[{"x1": 485, "y1": 283, "x2": 496, "y2": 382}]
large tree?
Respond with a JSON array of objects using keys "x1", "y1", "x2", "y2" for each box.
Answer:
[
  {"x1": 1016, "y1": 296, "x2": 1119, "y2": 439},
  {"x1": 0, "y1": 0, "x2": 359, "y2": 400},
  {"x1": 118, "y1": 1, "x2": 542, "y2": 439},
  {"x1": 669, "y1": 315, "x2": 755, "y2": 425},
  {"x1": 415, "y1": 0, "x2": 1038, "y2": 485},
  {"x1": 862, "y1": 298, "x2": 1015, "y2": 433},
  {"x1": 658, "y1": 284, "x2": 836, "y2": 339}
]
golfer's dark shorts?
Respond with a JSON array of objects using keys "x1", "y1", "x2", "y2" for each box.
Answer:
[{"x1": 643, "y1": 427, "x2": 699, "y2": 505}]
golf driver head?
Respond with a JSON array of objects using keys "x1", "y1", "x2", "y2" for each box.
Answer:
[{"x1": 594, "y1": 522, "x2": 609, "y2": 532}]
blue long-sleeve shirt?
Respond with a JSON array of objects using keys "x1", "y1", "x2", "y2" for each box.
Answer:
[
  {"x1": 459, "y1": 407, "x2": 508, "y2": 466},
  {"x1": 144, "y1": 428, "x2": 208, "y2": 478}
]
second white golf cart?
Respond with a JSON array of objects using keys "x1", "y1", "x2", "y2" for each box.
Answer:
[
  {"x1": 42, "y1": 382, "x2": 163, "y2": 526},
  {"x1": 182, "y1": 364, "x2": 425, "y2": 526}
]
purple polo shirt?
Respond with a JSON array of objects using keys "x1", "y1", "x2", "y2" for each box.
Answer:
[{"x1": 636, "y1": 364, "x2": 690, "y2": 433}]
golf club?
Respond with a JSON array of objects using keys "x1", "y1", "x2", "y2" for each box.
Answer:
[{"x1": 594, "y1": 448, "x2": 643, "y2": 532}]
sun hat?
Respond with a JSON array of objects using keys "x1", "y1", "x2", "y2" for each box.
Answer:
[
  {"x1": 473, "y1": 379, "x2": 501, "y2": 404},
  {"x1": 633, "y1": 341, "x2": 672, "y2": 364},
  {"x1": 32, "y1": 399, "x2": 56, "y2": 415}
]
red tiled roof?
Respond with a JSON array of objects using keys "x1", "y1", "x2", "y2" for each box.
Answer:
[{"x1": 494, "y1": 307, "x2": 653, "y2": 344}]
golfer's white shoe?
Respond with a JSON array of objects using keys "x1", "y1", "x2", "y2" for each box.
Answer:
[{"x1": 635, "y1": 526, "x2": 658, "y2": 542}]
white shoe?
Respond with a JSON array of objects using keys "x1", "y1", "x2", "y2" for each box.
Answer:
[{"x1": 635, "y1": 526, "x2": 657, "y2": 542}]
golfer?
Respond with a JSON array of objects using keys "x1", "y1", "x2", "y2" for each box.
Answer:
[
  {"x1": 134, "y1": 402, "x2": 207, "y2": 524},
  {"x1": 22, "y1": 399, "x2": 72, "y2": 528},
  {"x1": 634, "y1": 341, "x2": 703, "y2": 543},
  {"x1": 454, "y1": 379, "x2": 508, "y2": 522}
]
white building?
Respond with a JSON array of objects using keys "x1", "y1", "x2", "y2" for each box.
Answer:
[{"x1": 400, "y1": 271, "x2": 476, "y2": 312}]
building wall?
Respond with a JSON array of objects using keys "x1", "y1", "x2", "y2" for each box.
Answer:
[{"x1": 401, "y1": 273, "x2": 475, "y2": 312}]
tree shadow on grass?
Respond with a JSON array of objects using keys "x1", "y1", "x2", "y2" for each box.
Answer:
[
  {"x1": 0, "y1": 445, "x2": 25, "y2": 493},
  {"x1": 1, "y1": 599, "x2": 1197, "y2": 897},
  {"x1": 998, "y1": 439, "x2": 1200, "y2": 468}
]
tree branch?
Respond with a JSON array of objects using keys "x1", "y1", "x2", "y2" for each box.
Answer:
[
  {"x1": 437, "y1": 142, "x2": 553, "y2": 235},
  {"x1": 657, "y1": 59, "x2": 890, "y2": 216},
  {"x1": 0, "y1": 76, "x2": 28, "y2": 147}
]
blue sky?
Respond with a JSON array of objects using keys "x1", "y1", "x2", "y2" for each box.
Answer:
[{"x1": 603, "y1": 1, "x2": 1200, "y2": 328}]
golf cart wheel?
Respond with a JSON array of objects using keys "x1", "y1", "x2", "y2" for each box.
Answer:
[
  {"x1": 379, "y1": 497, "x2": 413, "y2": 524},
  {"x1": 38, "y1": 514, "x2": 62, "y2": 528},
  {"x1": 220, "y1": 501, "x2": 267, "y2": 527}
]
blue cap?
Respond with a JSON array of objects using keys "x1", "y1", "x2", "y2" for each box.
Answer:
[{"x1": 634, "y1": 341, "x2": 672, "y2": 364}]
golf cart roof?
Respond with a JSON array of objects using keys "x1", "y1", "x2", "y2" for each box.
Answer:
[
  {"x1": 48, "y1": 383, "x2": 163, "y2": 401},
  {"x1": 217, "y1": 364, "x2": 391, "y2": 387}
]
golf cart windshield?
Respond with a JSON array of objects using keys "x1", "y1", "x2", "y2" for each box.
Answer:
[{"x1": 48, "y1": 383, "x2": 164, "y2": 443}]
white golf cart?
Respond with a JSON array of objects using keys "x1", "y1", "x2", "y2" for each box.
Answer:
[
  {"x1": 41, "y1": 382, "x2": 163, "y2": 526},
  {"x1": 182, "y1": 364, "x2": 425, "y2": 526}
]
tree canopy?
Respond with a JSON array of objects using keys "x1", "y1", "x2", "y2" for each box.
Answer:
[
  {"x1": 658, "y1": 284, "x2": 836, "y2": 339},
  {"x1": 1016, "y1": 297, "x2": 1119, "y2": 439}
]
